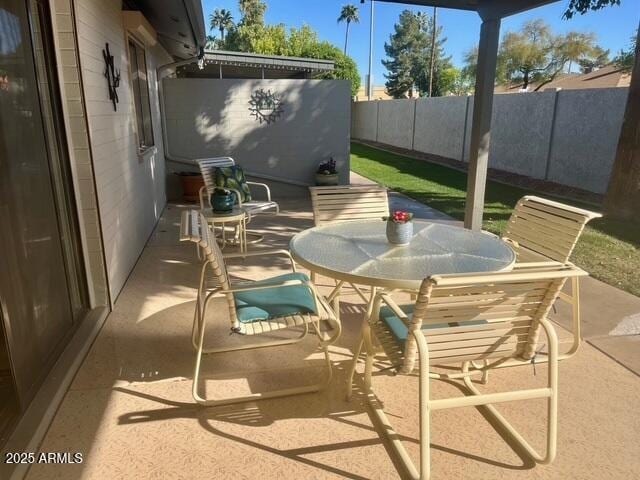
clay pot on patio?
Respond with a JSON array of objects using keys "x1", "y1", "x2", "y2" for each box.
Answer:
[
  {"x1": 175, "y1": 172, "x2": 205, "y2": 203},
  {"x1": 315, "y1": 173, "x2": 339, "y2": 186}
]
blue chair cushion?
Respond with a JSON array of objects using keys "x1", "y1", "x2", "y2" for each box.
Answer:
[
  {"x1": 380, "y1": 304, "x2": 487, "y2": 347},
  {"x1": 234, "y1": 272, "x2": 317, "y2": 323}
]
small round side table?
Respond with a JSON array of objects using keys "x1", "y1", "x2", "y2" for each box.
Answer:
[{"x1": 201, "y1": 207, "x2": 248, "y2": 253}]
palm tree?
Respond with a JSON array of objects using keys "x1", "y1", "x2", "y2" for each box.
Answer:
[
  {"x1": 209, "y1": 9, "x2": 233, "y2": 43},
  {"x1": 338, "y1": 4, "x2": 359, "y2": 55}
]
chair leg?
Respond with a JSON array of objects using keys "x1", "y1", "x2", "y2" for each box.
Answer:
[
  {"x1": 192, "y1": 295, "x2": 336, "y2": 407},
  {"x1": 459, "y1": 321, "x2": 559, "y2": 465}
]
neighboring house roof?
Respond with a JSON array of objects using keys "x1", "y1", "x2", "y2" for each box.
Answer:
[
  {"x1": 495, "y1": 64, "x2": 631, "y2": 94},
  {"x1": 354, "y1": 85, "x2": 393, "y2": 101}
]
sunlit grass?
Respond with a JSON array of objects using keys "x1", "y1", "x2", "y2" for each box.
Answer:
[{"x1": 351, "y1": 142, "x2": 640, "y2": 297}]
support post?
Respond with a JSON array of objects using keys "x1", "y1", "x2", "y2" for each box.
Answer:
[{"x1": 464, "y1": 17, "x2": 500, "y2": 230}]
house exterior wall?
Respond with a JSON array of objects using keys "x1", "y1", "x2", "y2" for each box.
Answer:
[
  {"x1": 49, "y1": 0, "x2": 108, "y2": 306},
  {"x1": 163, "y1": 78, "x2": 351, "y2": 186},
  {"x1": 72, "y1": 0, "x2": 170, "y2": 300}
]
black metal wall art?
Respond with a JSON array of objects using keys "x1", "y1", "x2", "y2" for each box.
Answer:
[
  {"x1": 248, "y1": 88, "x2": 284, "y2": 125},
  {"x1": 103, "y1": 43, "x2": 120, "y2": 111}
]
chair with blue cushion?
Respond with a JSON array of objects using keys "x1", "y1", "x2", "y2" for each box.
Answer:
[
  {"x1": 347, "y1": 264, "x2": 586, "y2": 480},
  {"x1": 180, "y1": 210, "x2": 340, "y2": 406}
]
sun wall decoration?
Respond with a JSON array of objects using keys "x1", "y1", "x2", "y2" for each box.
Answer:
[{"x1": 248, "y1": 88, "x2": 284, "y2": 125}]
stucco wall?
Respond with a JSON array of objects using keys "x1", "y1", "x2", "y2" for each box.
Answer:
[
  {"x1": 376, "y1": 99, "x2": 415, "y2": 150},
  {"x1": 413, "y1": 96, "x2": 468, "y2": 161},
  {"x1": 352, "y1": 88, "x2": 628, "y2": 194},
  {"x1": 547, "y1": 88, "x2": 628, "y2": 193},
  {"x1": 163, "y1": 78, "x2": 351, "y2": 186},
  {"x1": 75, "y1": 0, "x2": 170, "y2": 300}
]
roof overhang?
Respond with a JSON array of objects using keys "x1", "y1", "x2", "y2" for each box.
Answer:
[
  {"x1": 128, "y1": 0, "x2": 206, "y2": 59},
  {"x1": 202, "y1": 50, "x2": 335, "y2": 73},
  {"x1": 376, "y1": 0, "x2": 560, "y2": 20}
]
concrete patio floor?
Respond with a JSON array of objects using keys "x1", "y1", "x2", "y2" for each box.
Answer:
[{"x1": 26, "y1": 182, "x2": 640, "y2": 480}]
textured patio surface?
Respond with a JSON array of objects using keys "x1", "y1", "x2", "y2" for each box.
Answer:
[{"x1": 27, "y1": 182, "x2": 640, "y2": 480}]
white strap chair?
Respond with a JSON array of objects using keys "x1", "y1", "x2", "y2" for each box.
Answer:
[
  {"x1": 197, "y1": 157, "x2": 279, "y2": 220},
  {"x1": 308, "y1": 184, "x2": 391, "y2": 315},
  {"x1": 347, "y1": 264, "x2": 587, "y2": 480},
  {"x1": 503, "y1": 195, "x2": 601, "y2": 359},
  {"x1": 180, "y1": 210, "x2": 340, "y2": 406}
]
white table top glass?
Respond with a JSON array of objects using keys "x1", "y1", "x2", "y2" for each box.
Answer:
[{"x1": 290, "y1": 220, "x2": 516, "y2": 289}]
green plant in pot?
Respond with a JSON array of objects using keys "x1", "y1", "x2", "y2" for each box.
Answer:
[
  {"x1": 315, "y1": 158, "x2": 339, "y2": 186},
  {"x1": 210, "y1": 187, "x2": 235, "y2": 213}
]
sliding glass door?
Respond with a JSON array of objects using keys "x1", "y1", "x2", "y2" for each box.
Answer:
[{"x1": 0, "y1": 0, "x2": 88, "y2": 443}]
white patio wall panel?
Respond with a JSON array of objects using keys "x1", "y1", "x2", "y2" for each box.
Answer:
[
  {"x1": 547, "y1": 88, "x2": 628, "y2": 193},
  {"x1": 75, "y1": 0, "x2": 171, "y2": 300},
  {"x1": 163, "y1": 78, "x2": 351, "y2": 186},
  {"x1": 487, "y1": 91, "x2": 556, "y2": 179},
  {"x1": 413, "y1": 96, "x2": 468, "y2": 161},
  {"x1": 352, "y1": 87, "x2": 628, "y2": 194},
  {"x1": 376, "y1": 99, "x2": 415, "y2": 150}
]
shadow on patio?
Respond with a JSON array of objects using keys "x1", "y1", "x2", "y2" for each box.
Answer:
[{"x1": 26, "y1": 184, "x2": 640, "y2": 480}]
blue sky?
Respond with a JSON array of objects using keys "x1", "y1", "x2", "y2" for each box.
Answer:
[{"x1": 201, "y1": 0, "x2": 639, "y2": 85}]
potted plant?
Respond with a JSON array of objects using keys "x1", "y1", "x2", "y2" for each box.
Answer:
[
  {"x1": 175, "y1": 171, "x2": 204, "y2": 203},
  {"x1": 315, "y1": 158, "x2": 339, "y2": 186},
  {"x1": 384, "y1": 210, "x2": 414, "y2": 246},
  {"x1": 210, "y1": 187, "x2": 235, "y2": 213}
]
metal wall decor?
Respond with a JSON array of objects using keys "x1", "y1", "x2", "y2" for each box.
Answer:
[
  {"x1": 248, "y1": 88, "x2": 284, "y2": 125},
  {"x1": 103, "y1": 43, "x2": 120, "y2": 111}
]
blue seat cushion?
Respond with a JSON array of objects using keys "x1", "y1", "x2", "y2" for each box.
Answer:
[
  {"x1": 234, "y1": 272, "x2": 317, "y2": 323},
  {"x1": 380, "y1": 305, "x2": 487, "y2": 346}
]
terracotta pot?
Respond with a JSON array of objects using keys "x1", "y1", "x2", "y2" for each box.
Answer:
[{"x1": 176, "y1": 172, "x2": 204, "y2": 203}]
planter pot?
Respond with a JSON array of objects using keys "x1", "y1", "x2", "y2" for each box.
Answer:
[
  {"x1": 176, "y1": 172, "x2": 204, "y2": 203},
  {"x1": 386, "y1": 220, "x2": 413, "y2": 246},
  {"x1": 315, "y1": 173, "x2": 339, "y2": 186},
  {"x1": 211, "y1": 193, "x2": 234, "y2": 213}
]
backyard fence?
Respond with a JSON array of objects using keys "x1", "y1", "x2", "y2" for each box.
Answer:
[{"x1": 352, "y1": 87, "x2": 628, "y2": 194}]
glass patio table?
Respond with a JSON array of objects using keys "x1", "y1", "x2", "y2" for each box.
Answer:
[{"x1": 290, "y1": 219, "x2": 516, "y2": 291}]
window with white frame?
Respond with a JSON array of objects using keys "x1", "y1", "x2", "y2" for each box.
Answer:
[{"x1": 128, "y1": 37, "x2": 154, "y2": 150}]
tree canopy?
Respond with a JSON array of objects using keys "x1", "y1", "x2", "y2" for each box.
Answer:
[
  {"x1": 212, "y1": 1, "x2": 360, "y2": 96},
  {"x1": 337, "y1": 4, "x2": 360, "y2": 55},
  {"x1": 382, "y1": 10, "x2": 453, "y2": 98}
]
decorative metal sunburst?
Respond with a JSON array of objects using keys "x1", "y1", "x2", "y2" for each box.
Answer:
[{"x1": 248, "y1": 88, "x2": 284, "y2": 125}]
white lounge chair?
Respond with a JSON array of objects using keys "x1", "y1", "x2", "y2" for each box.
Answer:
[
  {"x1": 180, "y1": 210, "x2": 340, "y2": 406},
  {"x1": 503, "y1": 195, "x2": 601, "y2": 359},
  {"x1": 347, "y1": 263, "x2": 587, "y2": 479}
]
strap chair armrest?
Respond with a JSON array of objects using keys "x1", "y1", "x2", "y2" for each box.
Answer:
[
  {"x1": 246, "y1": 181, "x2": 272, "y2": 201},
  {"x1": 199, "y1": 186, "x2": 209, "y2": 210},
  {"x1": 379, "y1": 293, "x2": 412, "y2": 327},
  {"x1": 223, "y1": 249, "x2": 296, "y2": 272}
]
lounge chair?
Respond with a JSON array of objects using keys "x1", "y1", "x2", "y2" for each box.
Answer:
[
  {"x1": 180, "y1": 210, "x2": 340, "y2": 406},
  {"x1": 347, "y1": 263, "x2": 587, "y2": 479},
  {"x1": 503, "y1": 195, "x2": 601, "y2": 359}
]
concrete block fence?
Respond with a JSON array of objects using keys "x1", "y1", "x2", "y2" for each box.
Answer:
[{"x1": 352, "y1": 87, "x2": 628, "y2": 194}]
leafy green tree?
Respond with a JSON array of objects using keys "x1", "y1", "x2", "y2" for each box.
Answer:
[
  {"x1": 563, "y1": 0, "x2": 621, "y2": 18},
  {"x1": 210, "y1": 9, "x2": 234, "y2": 43},
  {"x1": 578, "y1": 45, "x2": 610, "y2": 72},
  {"x1": 614, "y1": 30, "x2": 637, "y2": 72},
  {"x1": 239, "y1": 0, "x2": 266, "y2": 26},
  {"x1": 220, "y1": 2, "x2": 361, "y2": 96},
  {"x1": 382, "y1": 10, "x2": 452, "y2": 98},
  {"x1": 337, "y1": 4, "x2": 360, "y2": 55},
  {"x1": 497, "y1": 20, "x2": 601, "y2": 91}
]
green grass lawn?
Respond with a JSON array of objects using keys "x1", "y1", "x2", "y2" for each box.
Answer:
[{"x1": 351, "y1": 142, "x2": 640, "y2": 298}]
